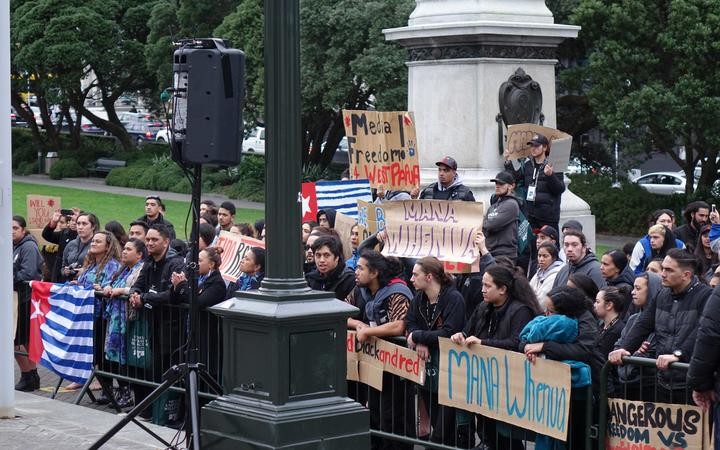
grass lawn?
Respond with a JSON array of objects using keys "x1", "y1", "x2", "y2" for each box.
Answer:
[{"x1": 13, "y1": 182, "x2": 264, "y2": 240}]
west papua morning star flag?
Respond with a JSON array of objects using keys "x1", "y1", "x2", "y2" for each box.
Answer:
[
  {"x1": 28, "y1": 281, "x2": 95, "y2": 384},
  {"x1": 301, "y1": 179, "x2": 372, "y2": 222}
]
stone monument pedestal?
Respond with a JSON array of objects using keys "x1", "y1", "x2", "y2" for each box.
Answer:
[{"x1": 385, "y1": 0, "x2": 596, "y2": 248}]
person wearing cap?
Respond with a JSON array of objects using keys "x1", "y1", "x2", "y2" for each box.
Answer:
[
  {"x1": 137, "y1": 195, "x2": 176, "y2": 240},
  {"x1": 527, "y1": 225, "x2": 560, "y2": 278},
  {"x1": 514, "y1": 134, "x2": 565, "y2": 233},
  {"x1": 483, "y1": 171, "x2": 521, "y2": 262},
  {"x1": 410, "y1": 156, "x2": 475, "y2": 201}
]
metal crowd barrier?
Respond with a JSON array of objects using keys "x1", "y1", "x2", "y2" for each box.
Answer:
[
  {"x1": 350, "y1": 336, "x2": 595, "y2": 450},
  {"x1": 596, "y1": 356, "x2": 692, "y2": 450}
]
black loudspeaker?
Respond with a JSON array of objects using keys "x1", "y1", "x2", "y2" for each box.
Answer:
[{"x1": 172, "y1": 39, "x2": 245, "y2": 165}]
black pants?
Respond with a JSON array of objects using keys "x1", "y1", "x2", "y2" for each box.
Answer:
[{"x1": 368, "y1": 373, "x2": 414, "y2": 450}]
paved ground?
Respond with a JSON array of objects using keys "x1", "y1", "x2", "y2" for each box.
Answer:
[{"x1": 13, "y1": 174, "x2": 265, "y2": 211}]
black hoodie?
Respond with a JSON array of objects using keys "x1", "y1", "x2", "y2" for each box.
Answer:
[
  {"x1": 306, "y1": 261, "x2": 355, "y2": 300},
  {"x1": 316, "y1": 208, "x2": 337, "y2": 228}
]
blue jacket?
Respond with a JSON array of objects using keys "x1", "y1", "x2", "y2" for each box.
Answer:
[{"x1": 634, "y1": 235, "x2": 685, "y2": 275}]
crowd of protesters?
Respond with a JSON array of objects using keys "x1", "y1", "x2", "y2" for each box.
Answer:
[{"x1": 11, "y1": 133, "x2": 720, "y2": 446}]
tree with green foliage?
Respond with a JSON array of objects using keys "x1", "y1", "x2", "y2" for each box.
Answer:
[
  {"x1": 570, "y1": 0, "x2": 720, "y2": 193},
  {"x1": 11, "y1": 0, "x2": 158, "y2": 152},
  {"x1": 214, "y1": 0, "x2": 413, "y2": 170}
]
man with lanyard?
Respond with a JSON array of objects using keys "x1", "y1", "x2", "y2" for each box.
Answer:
[
  {"x1": 137, "y1": 195, "x2": 176, "y2": 240},
  {"x1": 410, "y1": 156, "x2": 475, "y2": 201}
]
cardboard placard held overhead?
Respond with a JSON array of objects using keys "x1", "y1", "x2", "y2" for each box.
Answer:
[
  {"x1": 26, "y1": 195, "x2": 61, "y2": 230},
  {"x1": 606, "y1": 398, "x2": 711, "y2": 450},
  {"x1": 342, "y1": 110, "x2": 421, "y2": 190},
  {"x1": 346, "y1": 331, "x2": 426, "y2": 391},
  {"x1": 356, "y1": 200, "x2": 386, "y2": 241},
  {"x1": 438, "y1": 338, "x2": 572, "y2": 441},
  {"x1": 333, "y1": 212, "x2": 356, "y2": 260},
  {"x1": 214, "y1": 231, "x2": 265, "y2": 282},
  {"x1": 381, "y1": 200, "x2": 483, "y2": 264},
  {"x1": 504, "y1": 124, "x2": 573, "y2": 173}
]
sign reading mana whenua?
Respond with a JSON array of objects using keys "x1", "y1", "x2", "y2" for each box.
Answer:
[{"x1": 342, "y1": 110, "x2": 420, "y2": 190}]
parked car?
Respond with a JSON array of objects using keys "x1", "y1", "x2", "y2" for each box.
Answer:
[
  {"x1": 155, "y1": 127, "x2": 170, "y2": 143},
  {"x1": 632, "y1": 171, "x2": 690, "y2": 195},
  {"x1": 320, "y1": 136, "x2": 349, "y2": 166},
  {"x1": 125, "y1": 122, "x2": 164, "y2": 144},
  {"x1": 242, "y1": 126, "x2": 265, "y2": 154},
  {"x1": 118, "y1": 111, "x2": 163, "y2": 127}
]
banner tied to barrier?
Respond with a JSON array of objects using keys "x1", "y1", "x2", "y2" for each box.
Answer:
[{"x1": 346, "y1": 331, "x2": 425, "y2": 391}]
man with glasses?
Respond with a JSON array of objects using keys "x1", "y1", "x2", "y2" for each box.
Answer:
[{"x1": 137, "y1": 195, "x2": 175, "y2": 239}]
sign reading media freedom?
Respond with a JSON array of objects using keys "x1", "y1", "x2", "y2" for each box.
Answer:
[
  {"x1": 438, "y1": 338, "x2": 572, "y2": 441},
  {"x1": 214, "y1": 231, "x2": 265, "y2": 283},
  {"x1": 504, "y1": 123, "x2": 573, "y2": 173},
  {"x1": 607, "y1": 398, "x2": 711, "y2": 450},
  {"x1": 381, "y1": 200, "x2": 484, "y2": 265},
  {"x1": 346, "y1": 330, "x2": 425, "y2": 391},
  {"x1": 342, "y1": 110, "x2": 420, "y2": 190}
]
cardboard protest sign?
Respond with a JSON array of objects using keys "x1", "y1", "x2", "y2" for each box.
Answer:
[
  {"x1": 26, "y1": 195, "x2": 61, "y2": 230},
  {"x1": 607, "y1": 398, "x2": 711, "y2": 450},
  {"x1": 214, "y1": 231, "x2": 265, "y2": 282},
  {"x1": 438, "y1": 338, "x2": 572, "y2": 441},
  {"x1": 346, "y1": 331, "x2": 426, "y2": 390},
  {"x1": 356, "y1": 200, "x2": 386, "y2": 241},
  {"x1": 342, "y1": 110, "x2": 420, "y2": 190},
  {"x1": 504, "y1": 124, "x2": 573, "y2": 173},
  {"x1": 334, "y1": 212, "x2": 356, "y2": 260},
  {"x1": 381, "y1": 200, "x2": 483, "y2": 264}
]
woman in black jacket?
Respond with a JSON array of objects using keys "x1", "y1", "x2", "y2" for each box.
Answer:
[
  {"x1": 406, "y1": 256, "x2": 466, "y2": 446},
  {"x1": 450, "y1": 265, "x2": 541, "y2": 450}
]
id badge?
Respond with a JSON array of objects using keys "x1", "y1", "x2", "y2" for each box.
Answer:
[{"x1": 526, "y1": 185, "x2": 536, "y2": 202}]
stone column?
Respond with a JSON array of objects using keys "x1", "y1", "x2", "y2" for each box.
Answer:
[{"x1": 385, "y1": 0, "x2": 597, "y2": 248}]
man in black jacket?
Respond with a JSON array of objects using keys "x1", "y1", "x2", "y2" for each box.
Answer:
[
  {"x1": 484, "y1": 171, "x2": 521, "y2": 262},
  {"x1": 137, "y1": 195, "x2": 176, "y2": 240},
  {"x1": 553, "y1": 229, "x2": 606, "y2": 290},
  {"x1": 609, "y1": 248, "x2": 713, "y2": 403},
  {"x1": 410, "y1": 156, "x2": 475, "y2": 201},
  {"x1": 674, "y1": 200, "x2": 709, "y2": 253},
  {"x1": 687, "y1": 284, "x2": 720, "y2": 441},
  {"x1": 306, "y1": 235, "x2": 355, "y2": 300}
]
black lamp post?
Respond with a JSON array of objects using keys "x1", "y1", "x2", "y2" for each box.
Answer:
[{"x1": 199, "y1": 1, "x2": 369, "y2": 447}]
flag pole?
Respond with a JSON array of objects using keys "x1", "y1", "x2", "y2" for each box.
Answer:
[{"x1": 0, "y1": 0, "x2": 16, "y2": 419}]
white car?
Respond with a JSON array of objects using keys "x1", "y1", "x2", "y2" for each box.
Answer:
[
  {"x1": 242, "y1": 127, "x2": 265, "y2": 154},
  {"x1": 632, "y1": 171, "x2": 689, "y2": 195}
]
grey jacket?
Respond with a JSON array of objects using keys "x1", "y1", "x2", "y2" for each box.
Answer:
[
  {"x1": 483, "y1": 195, "x2": 520, "y2": 261},
  {"x1": 13, "y1": 233, "x2": 43, "y2": 287},
  {"x1": 62, "y1": 236, "x2": 92, "y2": 273},
  {"x1": 552, "y1": 251, "x2": 606, "y2": 290}
]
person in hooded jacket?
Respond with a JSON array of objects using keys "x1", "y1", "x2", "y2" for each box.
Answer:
[
  {"x1": 345, "y1": 250, "x2": 414, "y2": 450},
  {"x1": 483, "y1": 171, "x2": 521, "y2": 262},
  {"x1": 553, "y1": 229, "x2": 606, "y2": 290},
  {"x1": 410, "y1": 156, "x2": 475, "y2": 201},
  {"x1": 600, "y1": 249, "x2": 637, "y2": 318},
  {"x1": 405, "y1": 256, "x2": 466, "y2": 446},
  {"x1": 306, "y1": 235, "x2": 355, "y2": 300},
  {"x1": 530, "y1": 242, "x2": 564, "y2": 309},
  {"x1": 451, "y1": 264, "x2": 541, "y2": 450},
  {"x1": 316, "y1": 208, "x2": 337, "y2": 229},
  {"x1": 12, "y1": 215, "x2": 44, "y2": 392}
]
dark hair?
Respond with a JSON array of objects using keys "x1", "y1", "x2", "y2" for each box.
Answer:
[
  {"x1": 485, "y1": 265, "x2": 542, "y2": 315},
  {"x1": 170, "y1": 239, "x2": 187, "y2": 255},
  {"x1": 648, "y1": 209, "x2": 675, "y2": 227},
  {"x1": 78, "y1": 212, "x2": 100, "y2": 233},
  {"x1": 199, "y1": 223, "x2": 216, "y2": 248},
  {"x1": 302, "y1": 220, "x2": 319, "y2": 230},
  {"x1": 125, "y1": 238, "x2": 147, "y2": 259},
  {"x1": 602, "y1": 249, "x2": 628, "y2": 273},
  {"x1": 309, "y1": 226, "x2": 341, "y2": 240},
  {"x1": 385, "y1": 256, "x2": 405, "y2": 279},
  {"x1": 248, "y1": 247, "x2": 265, "y2": 273},
  {"x1": 622, "y1": 242, "x2": 635, "y2": 258},
  {"x1": 568, "y1": 273, "x2": 599, "y2": 305},
  {"x1": 694, "y1": 228, "x2": 718, "y2": 275},
  {"x1": 220, "y1": 201, "x2": 236, "y2": 215},
  {"x1": 683, "y1": 201, "x2": 710, "y2": 224},
  {"x1": 415, "y1": 256, "x2": 454, "y2": 287},
  {"x1": 547, "y1": 286, "x2": 589, "y2": 318},
  {"x1": 200, "y1": 213, "x2": 218, "y2": 227},
  {"x1": 129, "y1": 220, "x2": 149, "y2": 232},
  {"x1": 12, "y1": 215, "x2": 27, "y2": 229},
  {"x1": 201, "y1": 199, "x2": 217, "y2": 208},
  {"x1": 311, "y1": 235, "x2": 344, "y2": 264},
  {"x1": 562, "y1": 228, "x2": 587, "y2": 247},
  {"x1": 537, "y1": 242, "x2": 559, "y2": 261},
  {"x1": 104, "y1": 220, "x2": 128, "y2": 247},
  {"x1": 202, "y1": 247, "x2": 223, "y2": 269},
  {"x1": 149, "y1": 223, "x2": 171, "y2": 239},
  {"x1": 359, "y1": 250, "x2": 392, "y2": 286},
  {"x1": 599, "y1": 285, "x2": 630, "y2": 314},
  {"x1": 666, "y1": 247, "x2": 699, "y2": 274},
  {"x1": 254, "y1": 219, "x2": 265, "y2": 236}
]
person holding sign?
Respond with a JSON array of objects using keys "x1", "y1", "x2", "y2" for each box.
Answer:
[
  {"x1": 345, "y1": 250, "x2": 414, "y2": 450},
  {"x1": 406, "y1": 256, "x2": 466, "y2": 447},
  {"x1": 512, "y1": 134, "x2": 565, "y2": 233},
  {"x1": 450, "y1": 265, "x2": 541, "y2": 450},
  {"x1": 410, "y1": 156, "x2": 475, "y2": 202}
]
